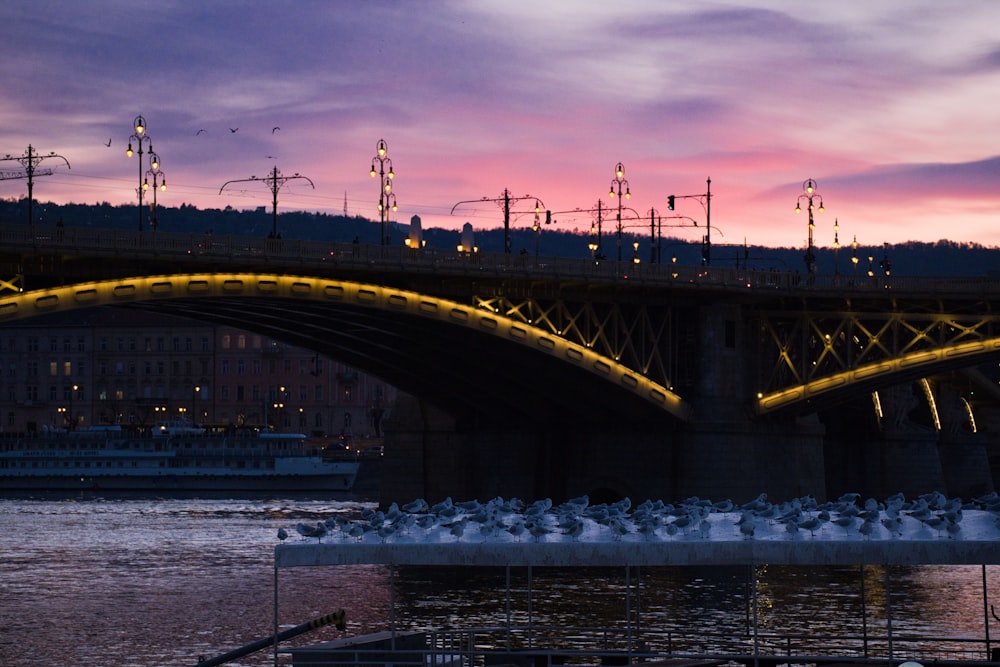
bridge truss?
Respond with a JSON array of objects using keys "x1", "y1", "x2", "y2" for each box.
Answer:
[{"x1": 754, "y1": 294, "x2": 1000, "y2": 414}]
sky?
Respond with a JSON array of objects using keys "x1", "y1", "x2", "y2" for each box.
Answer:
[{"x1": 2, "y1": 1, "x2": 999, "y2": 252}]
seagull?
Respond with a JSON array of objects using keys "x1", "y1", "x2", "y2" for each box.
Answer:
[
  {"x1": 196, "y1": 129, "x2": 206, "y2": 135},
  {"x1": 527, "y1": 519, "x2": 552, "y2": 541},
  {"x1": 272, "y1": 126, "x2": 280, "y2": 133},
  {"x1": 229, "y1": 127, "x2": 239, "y2": 133},
  {"x1": 104, "y1": 138, "x2": 112, "y2": 147},
  {"x1": 403, "y1": 498, "x2": 429, "y2": 513},
  {"x1": 448, "y1": 518, "x2": 468, "y2": 539},
  {"x1": 506, "y1": 519, "x2": 525, "y2": 541}
]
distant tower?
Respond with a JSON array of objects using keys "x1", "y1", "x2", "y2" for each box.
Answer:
[{"x1": 343, "y1": 191, "x2": 348, "y2": 217}]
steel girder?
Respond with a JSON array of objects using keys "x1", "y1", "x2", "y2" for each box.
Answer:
[
  {"x1": 471, "y1": 291, "x2": 684, "y2": 393},
  {"x1": 754, "y1": 296, "x2": 1000, "y2": 413}
]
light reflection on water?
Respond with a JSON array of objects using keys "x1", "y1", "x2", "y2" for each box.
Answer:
[{"x1": 2, "y1": 497, "x2": 999, "y2": 667}]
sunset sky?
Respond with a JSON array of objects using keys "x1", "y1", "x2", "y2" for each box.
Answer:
[{"x1": 2, "y1": 1, "x2": 999, "y2": 251}]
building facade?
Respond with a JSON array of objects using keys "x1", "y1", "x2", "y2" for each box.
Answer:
[{"x1": 0, "y1": 307, "x2": 395, "y2": 439}]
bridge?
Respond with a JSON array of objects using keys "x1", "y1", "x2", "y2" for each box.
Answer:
[{"x1": 1, "y1": 223, "x2": 998, "y2": 504}]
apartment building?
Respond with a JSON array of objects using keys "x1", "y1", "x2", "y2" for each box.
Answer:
[{"x1": 0, "y1": 307, "x2": 395, "y2": 438}]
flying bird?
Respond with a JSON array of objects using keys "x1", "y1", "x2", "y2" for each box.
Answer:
[
  {"x1": 272, "y1": 126, "x2": 280, "y2": 133},
  {"x1": 196, "y1": 129, "x2": 206, "y2": 135},
  {"x1": 229, "y1": 127, "x2": 239, "y2": 133},
  {"x1": 104, "y1": 138, "x2": 112, "y2": 147}
]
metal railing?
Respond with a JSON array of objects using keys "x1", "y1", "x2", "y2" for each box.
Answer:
[
  {"x1": 283, "y1": 623, "x2": 999, "y2": 667},
  {"x1": 3, "y1": 223, "x2": 1000, "y2": 299}
]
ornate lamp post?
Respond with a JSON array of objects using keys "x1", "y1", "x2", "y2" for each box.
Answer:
[
  {"x1": 370, "y1": 139, "x2": 397, "y2": 246},
  {"x1": 126, "y1": 115, "x2": 154, "y2": 231},
  {"x1": 795, "y1": 178, "x2": 824, "y2": 274},
  {"x1": 143, "y1": 152, "x2": 166, "y2": 231},
  {"x1": 588, "y1": 222, "x2": 599, "y2": 259},
  {"x1": 851, "y1": 235, "x2": 859, "y2": 275},
  {"x1": 609, "y1": 162, "x2": 631, "y2": 261},
  {"x1": 833, "y1": 218, "x2": 840, "y2": 275}
]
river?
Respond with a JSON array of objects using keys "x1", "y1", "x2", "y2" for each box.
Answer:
[{"x1": 2, "y1": 494, "x2": 998, "y2": 667}]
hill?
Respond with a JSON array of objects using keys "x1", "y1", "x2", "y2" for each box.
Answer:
[{"x1": 1, "y1": 197, "x2": 997, "y2": 277}]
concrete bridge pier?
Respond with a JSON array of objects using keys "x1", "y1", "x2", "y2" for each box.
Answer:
[
  {"x1": 379, "y1": 394, "x2": 682, "y2": 506},
  {"x1": 676, "y1": 416, "x2": 827, "y2": 504},
  {"x1": 938, "y1": 436, "x2": 994, "y2": 498},
  {"x1": 379, "y1": 396, "x2": 831, "y2": 507},
  {"x1": 935, "y1": 383, "x2": 994, "y2": 498}
]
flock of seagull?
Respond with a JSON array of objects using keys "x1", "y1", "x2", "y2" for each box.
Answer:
[{"x1": 278, "y1": 491, "x2": 1000, "y2": 545}]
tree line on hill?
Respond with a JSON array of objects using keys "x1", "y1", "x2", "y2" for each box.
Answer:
[{"x1": 1, "y1": 197, "x2": 997, "y2": 277}]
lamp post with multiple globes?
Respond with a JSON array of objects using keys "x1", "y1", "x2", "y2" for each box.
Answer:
[
  {"x1": 143, "y1": 152, "x2": 166, "y2": 231},
  {"x1": 126, "y1": 115, "x2": 154, "y2": 231},
  {"x1": 608, "y1": 162, "x2": 631, "y2": 261},
  {"x1": 795, "y1": 178, "x2": 824, "y2": 275},
  {"x1": 370, "y1": 139, "x2": 397, "y2": 246}
]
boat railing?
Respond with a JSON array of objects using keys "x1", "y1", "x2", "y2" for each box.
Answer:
[{"x1": 351, "y1": 623, "x2": 999, "y2": 667}]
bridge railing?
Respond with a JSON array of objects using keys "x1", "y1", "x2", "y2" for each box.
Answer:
[{"x1": 3, "y1": 223, "x2": 1000, "y2": 297}]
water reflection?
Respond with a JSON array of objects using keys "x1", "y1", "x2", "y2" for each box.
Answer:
[{"x1": 3, "y1": 498, "x2": 999, "y2": 667}]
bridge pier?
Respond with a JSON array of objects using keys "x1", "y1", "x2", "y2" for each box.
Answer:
[
  {"x1": 380, "y1": 394, "x2": 832, "y2": 507},
  {"x1": 677, "y1": 417, "x2": 827, "y2": 504},
  {"x1": 938, "y1": 436, "x2": 994, "y2": 498}
]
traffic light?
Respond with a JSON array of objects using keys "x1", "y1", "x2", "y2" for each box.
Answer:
[
  {"x1": 545, "y1": 210, "x2": 552, "y2": 225},
  {"x1": 667, "y1": 195, "x2": 675, "y2": 210}
]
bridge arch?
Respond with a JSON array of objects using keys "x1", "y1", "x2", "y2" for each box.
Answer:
[
  {"x1": 756, "y1": 338, "x2": 1000, "y2": 415},
  {"x1": 0, "y1": 273, "x2": 690, "y2": 426}
]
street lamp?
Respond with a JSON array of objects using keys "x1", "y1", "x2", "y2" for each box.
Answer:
[
  {"x1": 370, "y1": 139, "x2": 397, "y2": 246},
  {"x1": 833, "y1": 218, "x2": 840, "y2": 275},
  {"x1": 126, "y1": 115, "x2": 154, "y2": 231},
  {"x1": 588, "y1": 223, "x2": 599, "y2": 259},
  {"x1": 609, "y1": 162, "x2": 631, "y2": 261},
  {"x1": 143, "y1": 152, "x2": 166, "y2": 231},
  {"x1": 851, "y1": 235, "x2": 859, "y2": 274},
  {"x1": 795, "y1": 178, "x2": 824, "y2": 274},
  {"x1": 532, "y1": 209, "x2": 541, "y2": 257}
]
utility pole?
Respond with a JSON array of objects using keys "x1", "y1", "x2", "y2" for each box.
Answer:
[
  {"x1": 452, "y1": 190, "x2": 544, "y2": 259},
  {"x1": 0, "y1": 145, "x2": 71, "y2": 226},
  {"x1": 503, "y1": 188, "x2": 511, "y2": 255},
  {"x1": 666, "y1": 177, "x2": 714, "y2": 266},
  {"x1": 219, "y1": 166, "x2": 315, "y2": 238}
]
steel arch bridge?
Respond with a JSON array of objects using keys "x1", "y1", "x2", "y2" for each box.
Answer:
[
  {"x1": 0, "y1": 272, "x2": 687, "y2": 427},
  {"x1": 3, "y1": 223, "x2": 1000, "y2": 426}
]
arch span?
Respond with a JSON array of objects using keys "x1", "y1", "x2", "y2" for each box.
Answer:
[
  {"x1": 0, "y1": 273, "x2": 690, "y2": 425},
  {"x1": 756, "y1": 338, "x2": 1000, "y2": 415}
]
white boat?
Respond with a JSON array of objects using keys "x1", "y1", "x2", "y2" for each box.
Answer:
[{"x1": 0, "y1": 427, "x2": 360, "y2": 492}]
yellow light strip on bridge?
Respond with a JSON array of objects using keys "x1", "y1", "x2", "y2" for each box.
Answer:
[
  {"x1": 756, "y1": 338, "x2": 1000, "y2": 414},
  {"x1": 0, "y1": 273, "x2": 692, "y2": 422}
]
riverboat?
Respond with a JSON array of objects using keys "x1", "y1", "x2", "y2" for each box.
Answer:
[{"x1": 0, "y1": 425, "x2": 360, "y2": 492}]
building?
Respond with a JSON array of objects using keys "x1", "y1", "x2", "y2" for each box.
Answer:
[{"x1": 0, "y1": 307, "x2": 395, "y2": 439}]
